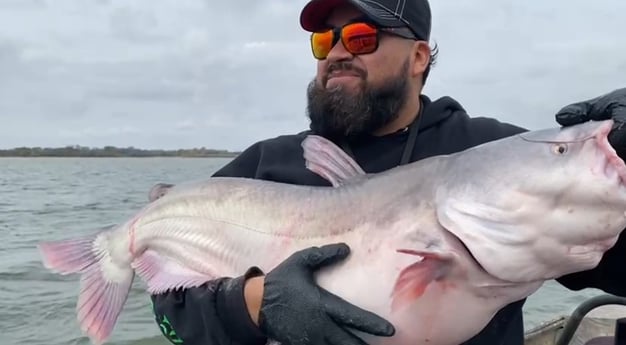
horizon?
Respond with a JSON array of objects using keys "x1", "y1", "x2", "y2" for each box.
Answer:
[{"x1": 0, "y1": 144, "x2": 241, "y2": 152}]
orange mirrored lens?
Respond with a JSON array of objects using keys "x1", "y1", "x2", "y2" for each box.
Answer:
[
  {"x1": 310, "y1": 22, "x2": 379, "y2": 59},
  {"x1": 342, "y1": 23, "x2": 378, "y2": 55},
  {"x1": 311, "y1": 30, "x2": 334, "y2": 59}
]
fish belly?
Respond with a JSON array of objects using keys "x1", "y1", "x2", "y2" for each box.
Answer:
[{"x1": 317, "y1": 257, "x2": 540, "y2": 345}]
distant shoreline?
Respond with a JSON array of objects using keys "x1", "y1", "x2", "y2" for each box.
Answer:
[
  {"x1": 0, "y1": 146, "x2": 241, "y2": 158},
  {"x1": 0, "y1": 155, "x2": 239, "y2": 158}
]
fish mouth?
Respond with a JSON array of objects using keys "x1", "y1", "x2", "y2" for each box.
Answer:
[
  {"x1": 521, "y1": 120, "x2": 626, "y2": 186},
  {"x1": 595, "y1": 120, "x2": 626, "y2": 186}
]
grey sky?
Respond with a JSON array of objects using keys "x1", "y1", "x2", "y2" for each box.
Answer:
[{"x1": 0, "y1": 0, "x2": 624, "y2": 150}]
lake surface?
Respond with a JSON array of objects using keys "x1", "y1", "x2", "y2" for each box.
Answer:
[{"x1": 0, "y1": 157, "x2": 604, "y2": 345}]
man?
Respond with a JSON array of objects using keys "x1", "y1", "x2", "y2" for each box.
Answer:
[{"x1": 151, "y1": 0, "x2": 626, "y2": 344}]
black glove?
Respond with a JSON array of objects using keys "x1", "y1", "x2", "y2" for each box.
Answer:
[
  {"x1": 555, "y1": 87, "x2": 626, "y2": 157},
  {"x1": 259, "y1": 243, "x2": 395, "y2": 345}
]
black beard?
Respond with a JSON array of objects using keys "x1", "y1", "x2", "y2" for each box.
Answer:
[{"x1": 306, "y1": 59, "x2": 410, "y2": 140}]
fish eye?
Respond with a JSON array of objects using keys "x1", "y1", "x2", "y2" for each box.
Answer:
[{"x1": 551, "y1": 143, "x2": 568, "y2": 155}]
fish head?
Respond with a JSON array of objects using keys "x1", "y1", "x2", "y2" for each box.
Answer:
[{"x1": 436, "y1": 119, "x2": 626, "y2": 282}]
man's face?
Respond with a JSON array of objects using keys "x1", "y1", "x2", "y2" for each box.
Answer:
[{"x1": 306, "y1": 4, "x2": 413, "y2": 139}]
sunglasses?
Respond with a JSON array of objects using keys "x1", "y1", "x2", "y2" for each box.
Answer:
[{"x1": 310, "y1": 20, "x2": 417, "y2": 60}]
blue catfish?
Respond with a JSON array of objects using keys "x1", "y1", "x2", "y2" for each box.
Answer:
[{"x1": 38, "y1": 119, "x2": 626, "y2": 345}]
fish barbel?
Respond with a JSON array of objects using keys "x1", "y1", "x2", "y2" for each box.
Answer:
[{"x1": 38, "y1": 119, "x2": 626, "y2": 345}]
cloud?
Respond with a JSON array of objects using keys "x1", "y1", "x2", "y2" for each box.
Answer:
[
  {"x1": 424, "y1": 0, "x2": 626, "y2": 129},
  {"x1": 0, "y1": 0, "x2": 624, "y2": 150}
]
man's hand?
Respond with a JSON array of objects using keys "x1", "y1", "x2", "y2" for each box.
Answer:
[
  {"x1": 246, "y1": 243, "x2": 395, "y2": 345},
  {"x1": 555, "y1": 87, "x2": 626, "y2": 157}
]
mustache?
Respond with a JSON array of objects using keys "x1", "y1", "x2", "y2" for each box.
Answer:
[{"x1": 326, "y1": 61, "x2": 367, "y2": 78}]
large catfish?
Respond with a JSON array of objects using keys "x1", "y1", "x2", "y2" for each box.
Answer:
[{"x1": 38, "y1": 119, "x2": 626, "y2": 345}]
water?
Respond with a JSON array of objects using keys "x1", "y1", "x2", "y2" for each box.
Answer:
[{"x1": 0, "y1": 157, "x2": 605, "y2": 345}]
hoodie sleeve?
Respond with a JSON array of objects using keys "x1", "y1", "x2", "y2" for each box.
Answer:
[
  {"x1": 211, "y1": 141, "x2": 263, "y2": 178},
  {"x1": 150, "y1": 142, "x2": 269, "y2": 345},
  {"x1": 151, "y1": 267, "x2": 267, "y2": 345}
]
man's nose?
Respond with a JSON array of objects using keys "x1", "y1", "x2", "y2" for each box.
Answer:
[{"x1": 326, "y1": 38, "x2": 354, "y2": 62}]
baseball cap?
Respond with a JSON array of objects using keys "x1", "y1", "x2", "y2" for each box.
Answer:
[{"x1": 300, "y1": 0, "x2": 431, "y2": 41}]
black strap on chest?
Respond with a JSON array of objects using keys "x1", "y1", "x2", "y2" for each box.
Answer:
[{"x1": 340, "y1": 101, "x2": 424, "y2": 166}]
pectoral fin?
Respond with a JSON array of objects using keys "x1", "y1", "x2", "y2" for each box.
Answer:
[{"x1": 390, "y1": 250, "x2": 454, "y2": 312}]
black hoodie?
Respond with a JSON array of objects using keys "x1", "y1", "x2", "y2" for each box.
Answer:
[{"x1": 151, "y1": 94, "x2": 626, "y2": 345}]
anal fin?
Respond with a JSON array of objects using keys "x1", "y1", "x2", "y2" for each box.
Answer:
[
  {"x1": 132, "y1": 250, "x2": 212, "y2": 294},
  {"x1": 390, "y1": 249, "x2": 454, "y2": 312}
]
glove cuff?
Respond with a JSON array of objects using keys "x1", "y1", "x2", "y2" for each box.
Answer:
[{"x1": 216, "y1": 267, "x2": 267, "y2": 345}]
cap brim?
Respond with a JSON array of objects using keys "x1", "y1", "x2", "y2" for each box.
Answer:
[{"x1": 300, "y1": 0, "x2": 403, "y2": 32}]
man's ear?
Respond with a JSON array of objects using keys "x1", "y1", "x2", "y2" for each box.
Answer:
[{"x1": 411, "y1": 41, "x2": 431, "y2": 77}]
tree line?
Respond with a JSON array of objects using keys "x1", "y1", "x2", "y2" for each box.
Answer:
[{"x1": 0, "y1": 145, "x2": 240, "y2": 157}]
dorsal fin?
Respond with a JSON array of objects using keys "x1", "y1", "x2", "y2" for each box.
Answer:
[
  {"x1": 148, "y1": 183, "x2": 175, "y2": 202},
  {"x1": 301, "y1": 135, "x2": 366, "y2": 187}
]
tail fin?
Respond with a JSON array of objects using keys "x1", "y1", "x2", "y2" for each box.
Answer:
[{"x1": 38, "y1": 227, "x2": 134, "y2": 345}]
